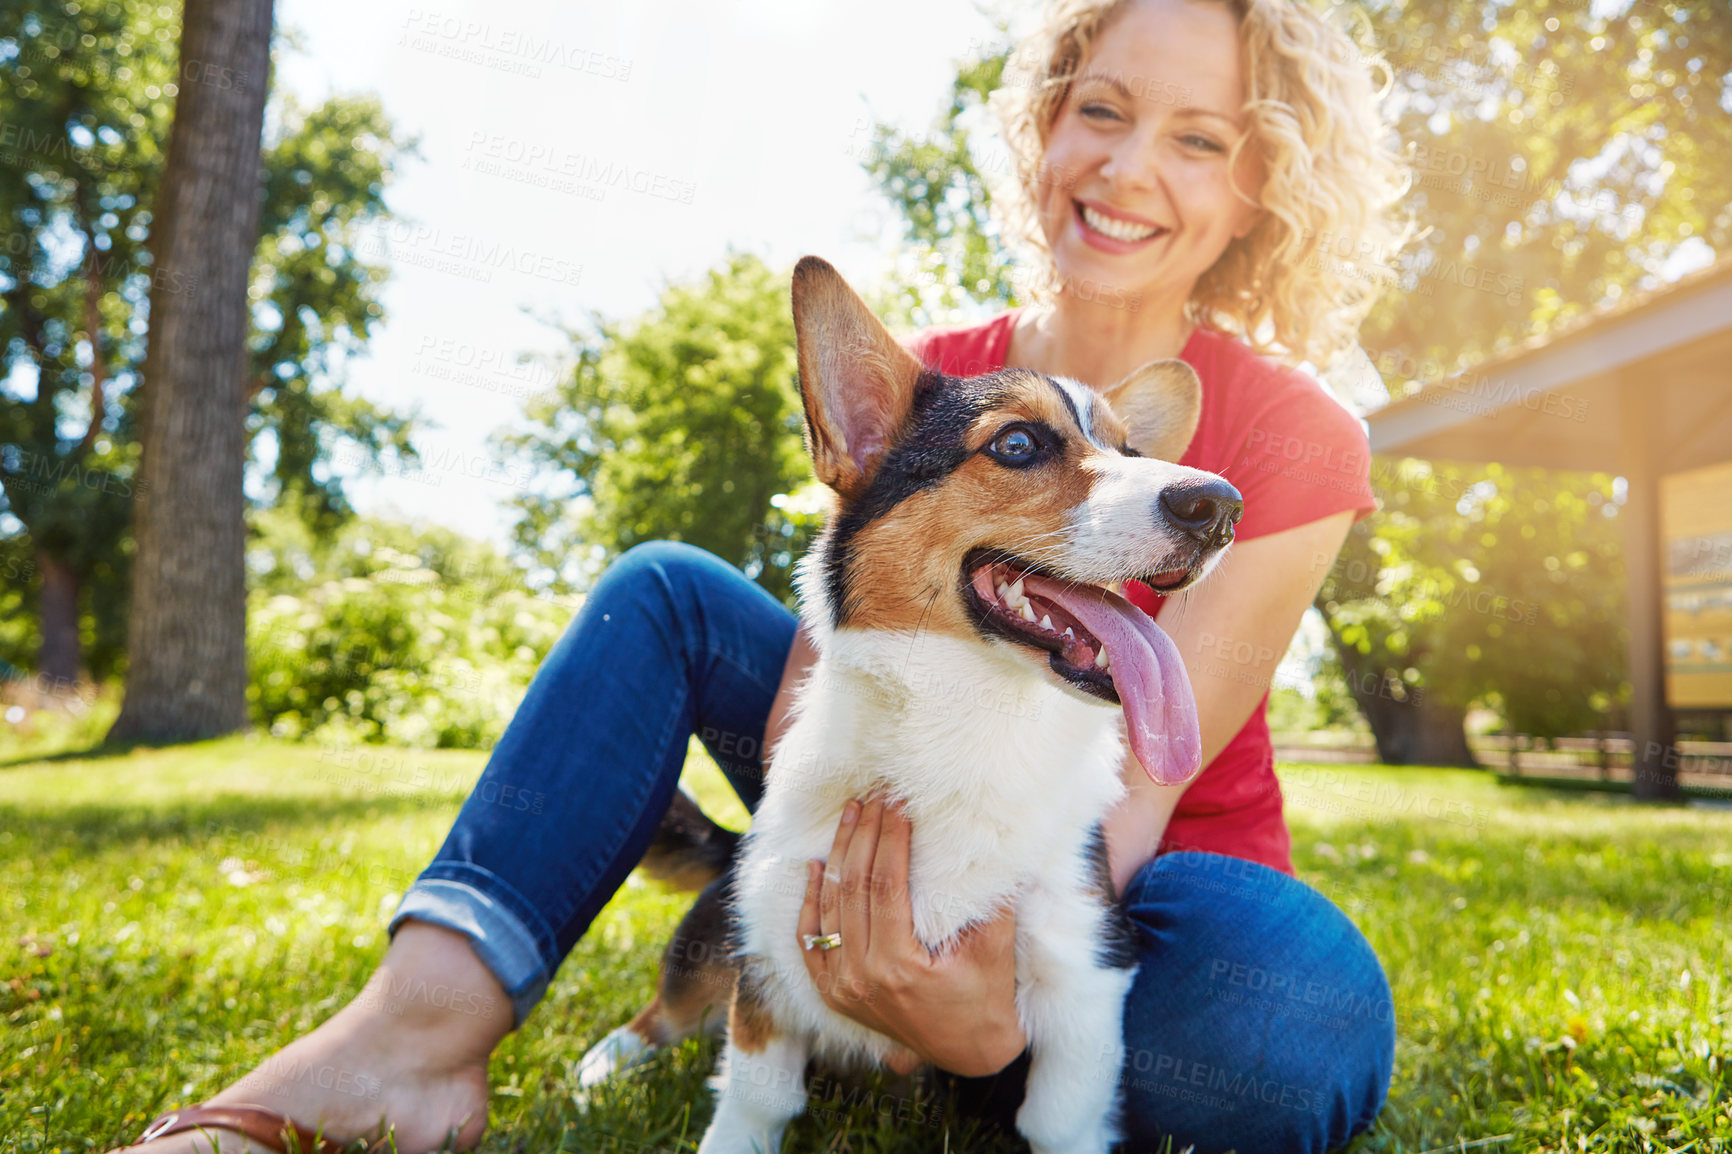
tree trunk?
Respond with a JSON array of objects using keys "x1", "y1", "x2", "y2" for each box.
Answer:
[
  {"x1": 36, "y1": 550, "x2": 81, "y2": 688},
  {"x1": 1333, "y1": 636, "x2": 1479, "y2": 768},
  {"x1": 107, "y1": 0, "x2": 274, "y2": 744},
  {"x1": 1370, "y1": 696, "x2": 1478, "y2": 767}
]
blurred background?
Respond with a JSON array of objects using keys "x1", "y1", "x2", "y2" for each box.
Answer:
[{"x1": 2, "y1": 0, "x2": 1730, "y2": 783}]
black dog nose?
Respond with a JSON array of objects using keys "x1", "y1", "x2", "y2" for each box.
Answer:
[{"x1": 1159, "y1": 478, "x2": 1244, "y2": 546}]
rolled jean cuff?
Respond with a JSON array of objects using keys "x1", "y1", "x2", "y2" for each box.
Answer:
[{"x1": 388, "y1": 870, "x2": 553, "y2": 1029}]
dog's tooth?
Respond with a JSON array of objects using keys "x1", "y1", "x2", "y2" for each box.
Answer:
[
  {"x1": 1019, "y1": 602, "x2": 1038, "y2": 623},
  {"x1": 996, "y1": 581, "x2": 1010, "y2": 602},
  {"x1": 1008, "y1": 577, "x2": 1025, "y2": 603},
  {"x1": 1064, "y1": 627, "x2": 1075, "y2": 639},
  {"x1": 1094, "y1": 647, "x2": 1110, "y2": 668},
  {"x1": 1040, "y1": 614, "x2": 1054, "y2": 631}
]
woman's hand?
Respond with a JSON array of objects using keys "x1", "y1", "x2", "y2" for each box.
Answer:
[{"x1": 796, "y1": 796, "x2": 1028, "y2": 1078}]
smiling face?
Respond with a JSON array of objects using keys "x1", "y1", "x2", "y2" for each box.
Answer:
[{"x1": 1033, "y1": 0, "x2": 1265, "y2": 303}]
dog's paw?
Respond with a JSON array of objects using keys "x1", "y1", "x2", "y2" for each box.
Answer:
[
  {"x1": 1018, "y1": 1097, "x2": 1118, "y2": 1154},
  {"x1": 572, "y1": 1025, "x2": 654, "y2": 1108},
  {"x1": 695, "y1": 1120, "x2": 790, "y2": 1154}
]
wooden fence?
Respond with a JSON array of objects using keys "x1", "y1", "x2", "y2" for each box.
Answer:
[{"x1": 1271, "y1": 731, "x2": 1732, "y2": 795}]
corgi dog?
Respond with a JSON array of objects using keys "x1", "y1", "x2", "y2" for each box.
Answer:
[{"x1": 588, "y1": 256, "x2": 1242, "y2": 1154}]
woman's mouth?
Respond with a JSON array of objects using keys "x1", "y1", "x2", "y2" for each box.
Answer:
[{"x1": 1074, "y1": 200, "x2": 1170, "y2": 250}]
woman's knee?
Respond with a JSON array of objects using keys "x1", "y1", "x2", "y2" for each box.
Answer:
[
  {"x1": 575, "y1": 540, "x2": 730, "y2": 627},
  {"x1": 1116, "y1": 853, "x2": 1395, "y2": 1153},
  {"x1": 601, "y1": 540, "x2": 717, "y2": 592}
]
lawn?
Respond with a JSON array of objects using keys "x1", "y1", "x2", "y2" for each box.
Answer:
[{"x1": 1, "y1": 736, "x2": 1727, "y2": 1153}]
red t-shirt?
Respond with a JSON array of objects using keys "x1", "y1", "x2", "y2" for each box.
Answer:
[{"x1": 904, "y1": 310, "x2": 1377, "y2": 875}]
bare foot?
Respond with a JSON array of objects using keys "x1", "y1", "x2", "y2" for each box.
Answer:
[{"x1": 115, "y1": 923, "x2": 514, "y2": 1153}]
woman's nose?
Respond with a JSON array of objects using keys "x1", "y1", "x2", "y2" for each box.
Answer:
[{"x1": 1100, "y1": 129, "x2": 1163, "y2": 193}]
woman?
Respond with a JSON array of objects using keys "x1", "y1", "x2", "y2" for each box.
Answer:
[{"x1": 120, "y1": 0, "x2": 1409, "y2": 1151}]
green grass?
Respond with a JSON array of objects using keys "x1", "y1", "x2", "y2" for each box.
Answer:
[{"x1": 1, "y1": 739, "x2": 1728, "y2": 1152}]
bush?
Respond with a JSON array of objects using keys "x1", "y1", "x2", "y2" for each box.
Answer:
[
  {"x1": 0, "y1": 681, "x2": 120, "y2": 762},
  {"x1": 246, "y1": 514, "x2": 578, "y2": 748}
]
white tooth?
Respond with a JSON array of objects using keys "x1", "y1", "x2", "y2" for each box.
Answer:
[
  {"x1": 1008, "y1": 577, "x2": 1025, "y2": 603},
  {"x1": 1083, "y1": 205, "x2": 1158, "y2": 242},
  {"x1": 1040, "y1": 615, "x2": 1054, "y2": 631},
  {"x1": 996, "y1": 581, "x2": 1010, "y2": 601},
  {"x1": 1020, "y1": 602, "x2": 1038, "y2": 623},
  {"x1": 1064, "y1": 627, "x2": 1075, "y2": 639},
  {"x1": 1094, "y1": 647, "x2": 1109, "y2": 668}
]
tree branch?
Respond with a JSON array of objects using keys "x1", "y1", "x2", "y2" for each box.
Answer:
[{"x1": 76, "y1": 252, "x2": 108, "y2": 456}]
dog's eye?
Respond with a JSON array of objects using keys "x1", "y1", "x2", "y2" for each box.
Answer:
[
  {"x1": 988, "y1": 425, "x2": 1040, "y2": 462},
  {"x1": 1120, "y1": 444, "x2": 1142, "y2": 458}
]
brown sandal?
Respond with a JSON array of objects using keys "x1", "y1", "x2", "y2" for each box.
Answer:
[{"x1": 126, "y1": 1104, "x2": 386, "y2": 1153}]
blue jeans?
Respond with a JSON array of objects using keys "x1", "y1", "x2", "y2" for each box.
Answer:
[{"x1": 390, "y1": 542, "x2": 1394, "y2": 1153}]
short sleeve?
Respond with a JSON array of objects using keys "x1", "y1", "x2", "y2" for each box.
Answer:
[
  {"x1": 899, "y1": 311, "x2": 1019, "y2": 378},
  {"x1": 900, "y1": 328, "x2": 938, "y2": 369},
  {"x1": 1223, "y1": 378, "x2": 1379, "y2": 542}
]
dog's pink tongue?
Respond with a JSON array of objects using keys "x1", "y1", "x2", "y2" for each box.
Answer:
[{"x1": 1020, "y1": 575, "x2": 1202, "y2": 785}]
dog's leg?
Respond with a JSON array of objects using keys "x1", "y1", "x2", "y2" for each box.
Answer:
[
  {"x1": 696, "y1": 966, "x2": 809, "y2": 1154},
  {"x1": 577, "y1": 877, "x2": 737, "y2": 1098},
  {"x1": 1014, "y1": 888, "x2": 1138, "y2": 1154}
]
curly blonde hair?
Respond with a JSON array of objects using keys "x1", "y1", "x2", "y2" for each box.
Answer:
[{"x1": 991, "y1": 0, "x2": 1412, "y2": 368}]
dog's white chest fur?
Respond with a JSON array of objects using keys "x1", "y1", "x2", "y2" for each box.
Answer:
[
  {"x1": 705, "y1": 625, "x2": 1139, "y2": 1154},
  {"x1": 741, "y1": 628, "x2": 1126, "y2": 962}
]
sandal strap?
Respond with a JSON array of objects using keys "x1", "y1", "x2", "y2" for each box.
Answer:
[{"x1": 133, "y1": 1103, "x2": 355, "y2": 1153}]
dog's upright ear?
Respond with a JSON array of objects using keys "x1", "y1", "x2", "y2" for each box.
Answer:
[
  {"x1": 1101, "y1": 359, "x2": 1203, "y2": 462},
  {"x1": 792, "y1": 256, "x2": 924, "y2": 499}
]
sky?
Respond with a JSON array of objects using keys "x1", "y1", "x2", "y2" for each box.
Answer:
[{"x1": 273, "y1": 0, "x2": 1015, "y2": 548}]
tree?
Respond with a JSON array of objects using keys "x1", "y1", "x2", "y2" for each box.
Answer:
[
  {"x1": 500, "y1": 253, "x2": 818, "y2": 605},
  {"x1": 859, "y1": 52, "x2": 1019, "y2": 327},
  {"x1": 247, "y1": 93, "x2": 417, "y2": 532},
  {"x1": 1318, "y1": 461, "x2": 1628, "y2": 765},
  {"x1": 0, "y1": 3, "x2": 415, "y2": 688},
  {"x1": 0, "y1": 1, "x2": 174, "y2": 684},
  {"x1": 105, "y1": 0, "x2": 275, "y2": 742},
  {"x1": 1353, "y1": 0, "x2": 1732, "y2": 377}
]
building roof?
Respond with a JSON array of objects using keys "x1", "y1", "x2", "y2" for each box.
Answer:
[{"x1": 1367, "y1": 259, "x2": 1732, "y2": 473}]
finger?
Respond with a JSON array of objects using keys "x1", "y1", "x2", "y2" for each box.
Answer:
[
  {"x1": 839, "y1": 796, "x2": 884, "y2": 960},
  {"x1": 819, "y1": 798, "x2": 861, "y2": 938},
  {"x1": 870, "y1": 800, "x2": 915, "y2": 930},
  {"x1": 797, "y1": 860, "x2": 830, "y2": 990}
]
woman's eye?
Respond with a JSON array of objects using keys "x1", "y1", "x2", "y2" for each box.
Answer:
[
  {"x1": 1080, "y1": 102, "x2": 1122, "y2": 122},
  {"x1": 991, "y1": 426, "x2": 1039, "y2": 460},
  {"x1": 1182, "y1": 133, "x2": 1224, "y2": 153}
]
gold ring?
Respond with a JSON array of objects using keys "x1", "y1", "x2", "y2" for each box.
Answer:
[{"x1": 802, "y1": 932, "x2": 843, "y2": 952}]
